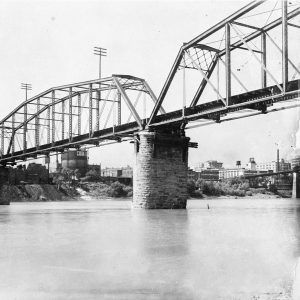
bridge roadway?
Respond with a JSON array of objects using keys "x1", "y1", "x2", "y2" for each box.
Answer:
[{"x1": 1, "y1": 79, "x2": 299, "y2": 165}]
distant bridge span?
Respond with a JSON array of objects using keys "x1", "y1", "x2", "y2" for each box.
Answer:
[{"x1": 1, "y1": 0, "x2": 300, "y2": 208}]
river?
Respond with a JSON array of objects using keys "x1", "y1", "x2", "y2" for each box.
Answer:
[{"x1": 0, "y1": 198, "x2": 300, "y2": 299}]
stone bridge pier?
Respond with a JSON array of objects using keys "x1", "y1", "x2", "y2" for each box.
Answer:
[{"x1": 132, "y1": 129, "x2": 190, "y2": 209}]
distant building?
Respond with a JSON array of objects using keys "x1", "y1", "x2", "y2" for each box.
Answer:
[
  {"x1": 246, "y1": 157, "x2": 256, "y2": 171},
  {"x1": 61, "y1": 149, "x2": 88, "y2": 175},
  {"x1": 101, "y1": 166, "x2": 133, "y2": 178},
  {"x1": 203, "y1": 160, "x2": 223, "y2": 169},
  {"x1": 256, "y1": 159, "x2": 291, "y2": 172},
  {"x1": 219, "y1": 168, "x2": 257, "y2": 180},
  {"x1": 198, "y1": 169, "x2": 220, "y2": 181},
  {"x1": 193, "y1": 160, "x2": 223, "y2": 172}
]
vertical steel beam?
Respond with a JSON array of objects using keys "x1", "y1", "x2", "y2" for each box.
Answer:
[
  {"x1": 96, "y1": 90, "x2": 100, "y2": 131},
  {"x1": 62, "y1": 100, "x2": 65, "y2": 140},
  {"x1": 182, "y1": 65, "x2": 186, "y2": 117},
  {"x1": 282, "y1": 0, "x2": 288, "y2": 91},
  {"x1": 11, "y1": 115, "x2": 15, "y2": 154},
  {"x1": 52, "y1": 91, "x2": 55, "y2": 144},
  {"x1": 143, "y1": 92, "x2": 146, "y2": 119},
  {"x1": 261, "y1": 32, "x2": 267, "y2": 88},
  {"x1": 78, "y1": 94, "x2": 81, "y2": 136},
  {"x1": 89, "y1": 83, "x2": 93, "y2": 137},
  {"x1": 47, "y1": 106, "x2": 50, "y2": 144},
  {"x1": 1, "y1": 126, "x2": 4, "y2": 157},
  {"x1": 117, "y1": 91, "x2": 121, "y2": 125},
  {"x1": 69, "y1": 87, "x2": 72, "y2": 141},
  {"x1": 35, "y1": 98, "x2": 40, "y2": 148},
  {"x1": 23, "y1": 104, "x2": 27, "y2": 151},
  {"x1": 225, "y1": 23, "x2": 231, "y2": 106}
]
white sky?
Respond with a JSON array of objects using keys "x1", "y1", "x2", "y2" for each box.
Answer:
[{"x1": 0, "y1": 0, "x2": 299, "y2": 168}]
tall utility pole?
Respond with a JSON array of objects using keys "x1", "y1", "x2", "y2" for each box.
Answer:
[
  {"x1": 275, "y1": 143, "x2": 280, "y2": 186},
  {"x1": 93, "y1": 47, "x2": 107, "y2": 79},
  {"x1": 21, "y1": 83, "x2": 32, "y2": 101},
  {"x1": 21, "y1": 83, "x2": 32, "y2": 152}
]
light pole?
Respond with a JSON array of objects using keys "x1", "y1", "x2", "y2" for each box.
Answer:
[{"x1": 93, "y1": 47, "x2": 107, "y2": 79}]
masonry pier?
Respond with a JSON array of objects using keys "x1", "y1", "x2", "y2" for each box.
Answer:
[
  {"x1": 292, "y1": 173, "x2": 300, "y2": 198},
  {"x1": 133, "y1": 130, "x2": 190, "y2": 209},
  {"x1": 292, "y1": 154, "x2": 300, "y2": 198}
]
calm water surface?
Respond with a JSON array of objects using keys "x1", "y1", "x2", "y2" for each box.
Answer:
[{"x1": 1, "y1": 198, "x2": 300, "y2": 300}]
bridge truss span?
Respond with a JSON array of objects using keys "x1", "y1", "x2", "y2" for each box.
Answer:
[
  {"x1": 0, "y1": 75, "x2": 164, "y2": 164},
  {"x1": 1, "y1": 0, "x2": 300, "y2": 166},
  {"x1": 148, "y1": 0, "x2": 300, "y2": 128}
]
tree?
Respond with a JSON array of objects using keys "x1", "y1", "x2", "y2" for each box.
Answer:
[{"x1": 85, "y1": 169, "x2": 100, "y2": 181}]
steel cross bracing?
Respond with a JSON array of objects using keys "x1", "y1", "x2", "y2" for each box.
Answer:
[
  {"x1": 148, "y1": 0, "x2": 300, "y2": 128},
  {"x1": 0, "y1": 75, "x2": 165, "y2": 164},
  {"x1": 1, "y1": 0, "x2": 300, "y2": 165}
]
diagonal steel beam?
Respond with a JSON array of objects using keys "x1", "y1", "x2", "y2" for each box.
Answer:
[
  {"x1": 219, "y1": 7, "x2": 300, "y2": 57},
  {"x1": 185, "y1": 51, "x2": 226, "y2": 105},
  {"x1": 126, "y1": 90, "x2": 143, "y2": 123},
  {"x1": 184, "y1": 1, "x2": 265, "y2": 48},
  {"x1": 190, "y1": 55, "x2": 218, "y2": 107},
  {"x1": 142, "y1": 80, "x2": 166, "y2": 114},
  {"x1": 147, "y1": 47, "x2": 184, "y2": 125},
  {"x1": 113, "y1": 77, "x2": 143, "y2": 128},
  {"x1": 266, "y1": 32, "x2": 300, "y2": 77},
  {"x1": 231, "y1": 23, "x2": 283, "y2": 92},
  {"x1": 219, "y1": 57, "x2": 248, "y2": 92}
]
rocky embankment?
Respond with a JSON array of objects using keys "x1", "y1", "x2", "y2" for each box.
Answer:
[
  {"x1": 0, "y1": 181, "x2": 133, "y2": 204},
  {"x1": 0, "y1": 184, "x2": 78, "y2": 204}
]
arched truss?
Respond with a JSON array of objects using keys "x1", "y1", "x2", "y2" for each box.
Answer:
[
  {"x1": 148, "y1": 0, "x2": 300, "y2": 127},
  {"x1": 0, "y1": 75, "x2": 165, "y2": 164}
]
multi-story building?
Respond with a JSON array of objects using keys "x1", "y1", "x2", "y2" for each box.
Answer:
[
  {"x1": 246, "y1": 157, "x2": 256, "y2": 170},
  {"x1": 256, "y1": 159, "x2": 291, "y2": 172},
  {"x1": 219, "y1": 168, "x2": 257, "y2": 180},
  {"x1": 198, "y1": 169, "x2": 220, "y2": 181},
  {"x1": 203, "y1": 160, "x2": 223, "y2": 169}
]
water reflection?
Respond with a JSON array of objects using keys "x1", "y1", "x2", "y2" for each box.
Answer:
[{"x1": 131, "y1": 210, "x2": 191, "y2": 298}]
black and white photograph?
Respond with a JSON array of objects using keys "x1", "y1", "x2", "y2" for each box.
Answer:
[{"x1": 0, "y1": 0, "x2": 300, "y2": 299}]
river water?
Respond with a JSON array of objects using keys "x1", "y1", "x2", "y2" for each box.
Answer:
[{"x1": 1, "y1": 198, "x2": 300, "y2": 300}]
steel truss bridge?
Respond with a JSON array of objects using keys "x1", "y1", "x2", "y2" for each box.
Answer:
[{"x1": 1, "y1": 0, "x2": 300, "y2": 165}]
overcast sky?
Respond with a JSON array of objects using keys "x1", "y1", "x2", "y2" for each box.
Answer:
[{"x1": 0, "y1": 0, "x2": 299, "y2": 168}]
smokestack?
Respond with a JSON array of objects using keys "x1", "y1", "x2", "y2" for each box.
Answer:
[{"x1": 277, "y1": 148, "x2": 280, "y2": 172}]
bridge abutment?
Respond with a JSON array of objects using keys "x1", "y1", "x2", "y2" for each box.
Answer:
[{"x1": 133, "y1": 130, "x2": 189, "y2": 209}]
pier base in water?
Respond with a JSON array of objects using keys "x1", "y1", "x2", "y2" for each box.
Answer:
[
  {"x1": 132, "y1": 130, "x2": 189, "y2": 209},
  {"x1": 292, "y1": 173, "x2": 300, "y2": 199}
]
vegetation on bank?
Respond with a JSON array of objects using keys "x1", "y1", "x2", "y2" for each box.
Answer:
[
  {"x1": 51, "y1": 168, "x2": 133, "y2": 199},
  {"x1": 80, "y1": 181, "x2": 133, "y2": 198},
  {"x1": 187, "y1": 177, "x2": 284, "y2": 198}
]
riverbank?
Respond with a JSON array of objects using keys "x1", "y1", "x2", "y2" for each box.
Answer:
[
  {"x1": 0, "y1": 183, "x2": 78, "y2": 204},
  {"x1": 0, "y1": 181, "x2": 133, "y2": 204}
]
